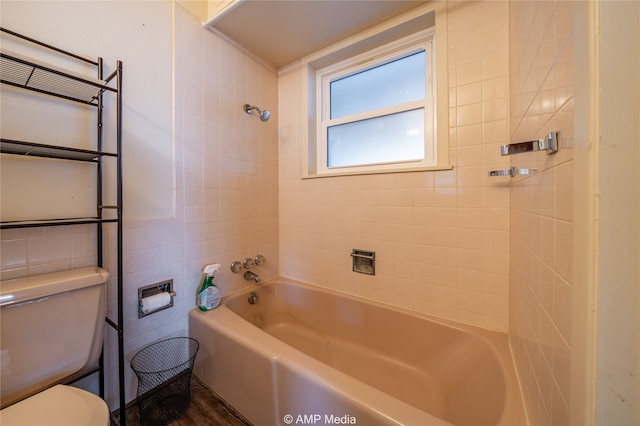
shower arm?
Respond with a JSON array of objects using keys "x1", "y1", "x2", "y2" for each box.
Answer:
[
  {"x1": 244, "y1": 104, "x2": 263, "y2": 114},
  {"x1": 243, "y1": 103, "x2": 270, "y2": 122}
]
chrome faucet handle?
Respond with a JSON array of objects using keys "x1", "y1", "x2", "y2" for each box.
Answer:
[
  {"x1": 230, "y1": 261, "x2": 243, "y2": 273},
  {"x1": 254, "y1": 254, "x2": 265, "y2": 266},
  {"x1": 243, "y1": 257, "x2": 254, "y2": 270}
]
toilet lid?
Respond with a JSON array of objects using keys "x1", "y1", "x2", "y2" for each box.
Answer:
[{"x1": 0, "y1": 385, "x2": 110, "y2": 426}]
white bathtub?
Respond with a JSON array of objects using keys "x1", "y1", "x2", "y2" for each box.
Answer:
[{"x1": 189, "y1": 279, "x2": 526, "y2": 426}]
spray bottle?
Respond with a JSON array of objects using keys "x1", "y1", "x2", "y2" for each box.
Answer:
[{"x1": 197, "y1": 263, "x2": 221, "y2": 311}]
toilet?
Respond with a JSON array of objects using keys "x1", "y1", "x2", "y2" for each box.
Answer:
[
  {"x1": 0, "y1": 385, "x2": 110, "y2": 426},
  {"x1": 0, "y1": 267, "x2": 111, "y2": 425}
]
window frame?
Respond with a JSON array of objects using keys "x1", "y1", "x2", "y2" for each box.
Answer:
[
  {"x1": 316, "y1": 34, "x2": 435, "y2": 174},
  {"x1": 299, "y1": 3, "x2": 451, "y2": 178}
]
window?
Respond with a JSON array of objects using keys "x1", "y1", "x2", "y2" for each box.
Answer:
[
  {"x1": 301, "y1": 5, "x2": 450, "y2": 178},
  {"x1": 321, "y1": 42, "x2": 433, "y2": 172}
]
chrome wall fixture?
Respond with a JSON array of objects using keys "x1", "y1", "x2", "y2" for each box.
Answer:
[
  {"x1": 500, "y1": 131, "x2": 558, "y2": 156},
  {"x1": 231, "y1": 254, "x2": 266, "y2": 284},
  {"x1": 489, "y1": 131, "x2": 559, "y2": 177},
  {"x1": 230, "y1": 254, "x2": 266, "y2": 272},
  {"x1": 488, "y1": 167, "x2": 537, "y2": 177},
  {"x1": 138, "y1": 279, "x2": 176, "y2": 318},
  {"x1": 243, "y1": 104, "x2": 270, "y2": 122},
  {"x1": 351, "y1": 249, "x2": 375, "y2": 275}
]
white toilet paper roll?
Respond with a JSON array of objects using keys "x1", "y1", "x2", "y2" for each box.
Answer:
[{"x1": 140, "y1": 292, "x2": 171, "y2": 313}]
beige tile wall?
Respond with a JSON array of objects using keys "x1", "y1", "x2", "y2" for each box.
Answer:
[
  {"x1": 278, "y1": 1, "x2": 511, "y2": 332},
  {"x1": 0, "y1": 225, "x2": 97, "y2": 279},
  {"x1": 508, "y1": 1, "x2": 574, "y2": 424},
  {"x1": 114, "y1": 4, "x2": 280, "y2": 405}
]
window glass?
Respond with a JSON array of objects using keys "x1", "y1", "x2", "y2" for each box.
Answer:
[
  {"x1": 330, "y1": 51, "x2": 426, "y2": 119},
  {"x1": 327, "y1": 108, "x2": 424, "y2": 167}
]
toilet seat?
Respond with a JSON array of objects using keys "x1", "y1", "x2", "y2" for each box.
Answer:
[{"x1": 0, "y1": 385, "x2": 110, "y2": 426}]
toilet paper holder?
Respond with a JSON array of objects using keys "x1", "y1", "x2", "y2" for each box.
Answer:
[{"x1": 138, "y1": 279, "x2": 176, "y2": 318}]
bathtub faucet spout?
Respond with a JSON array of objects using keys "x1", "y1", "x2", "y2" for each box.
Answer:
[{"x1": 244, "y1": 271, "x2": 261, "y2": 284}]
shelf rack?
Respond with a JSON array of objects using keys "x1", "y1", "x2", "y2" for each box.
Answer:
[
  {"x1": 0, "y1": 28, "x2": 126, "y2": 425},
  {"x1": 0, "y1": 139, "x2": 117, "y2": 161}
]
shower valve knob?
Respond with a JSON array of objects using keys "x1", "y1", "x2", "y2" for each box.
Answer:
[
  {"x1": 230, "y1": 261, "x2": 243, "y2": 273},
  {"x1": 254, "y1": 254, "x2": 265, "y2": 266},
  {"x1": 242, "y1": 257, "x2": 254, "y2": 270}
]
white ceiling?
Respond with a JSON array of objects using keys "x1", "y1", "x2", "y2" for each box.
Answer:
[{"x1": 206, "y1": 1, "x2": 428, "y2": 68}]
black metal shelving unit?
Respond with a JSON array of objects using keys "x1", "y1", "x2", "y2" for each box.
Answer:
[{"x1": 0, "y1": 28, "x2": 126, "y2": 425}]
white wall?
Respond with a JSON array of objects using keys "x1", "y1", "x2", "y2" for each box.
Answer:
[
  {"x1": 572, "y1": 1, "x2": 640, "y2": 424},
  {"x1": 0, "y1": 0, "x2": 174, "y2": 220}
]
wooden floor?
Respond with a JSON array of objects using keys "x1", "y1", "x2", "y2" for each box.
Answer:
[{"x1": 112, "y1": 375, "x2": 252, "y2": 426}]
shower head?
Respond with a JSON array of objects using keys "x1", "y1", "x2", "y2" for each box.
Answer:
[{"x1": 244, "y1": 104, "x2": 270, "y2": 122}]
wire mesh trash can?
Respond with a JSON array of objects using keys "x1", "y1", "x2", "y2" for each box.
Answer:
[{"x1": 130, "y1": 337, "x2": 199, "y2": 426}]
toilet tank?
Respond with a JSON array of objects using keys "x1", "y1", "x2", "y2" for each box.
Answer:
[{"x1": 0, "y1": 266, "x2": 109, "y2": 407}]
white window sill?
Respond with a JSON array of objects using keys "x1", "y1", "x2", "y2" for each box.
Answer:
[{"x1": 302, "y1": 163, "x2": 453, "y2": 179}]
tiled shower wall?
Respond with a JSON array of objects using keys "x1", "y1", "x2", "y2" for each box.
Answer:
[
  {"x1": 508, "y1": 1, "x2": 574, "y2": 424},
  {"x1": 0, "y1": 4, "x2": 279, "y2": 409},
  {"x1": 278, "y1": 1, "x2": 511, "y2": 331},
  {"x1": 119, "y1": 4, "x2": 280, "y2": 406}
]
